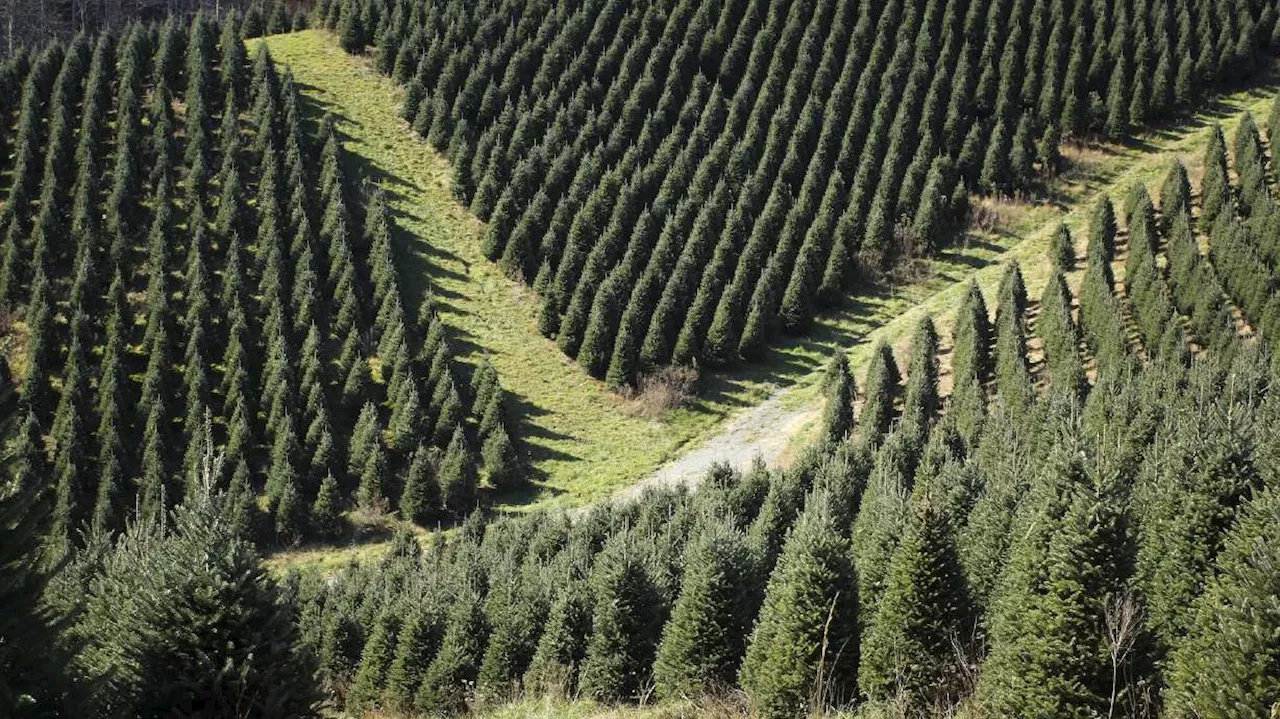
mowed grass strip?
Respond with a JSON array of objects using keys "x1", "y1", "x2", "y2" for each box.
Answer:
[{"x1": 258, "y1": 30, "x2": 1276, "y2": 511}]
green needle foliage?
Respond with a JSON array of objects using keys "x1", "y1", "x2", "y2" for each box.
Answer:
[{"x1": 740, "y1": 492, "x2": 858, "y2": 718}]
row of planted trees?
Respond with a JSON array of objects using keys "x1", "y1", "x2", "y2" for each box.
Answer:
[
  {"x1": 320, "y1": 0, "x2": 1279, "y2": 386},
  {"x1": 282, "y1": 100, "x2": 1280, "y2": 718},
  {"x1": 0, "y1": 8, "x2": 524, "y2": 556}
]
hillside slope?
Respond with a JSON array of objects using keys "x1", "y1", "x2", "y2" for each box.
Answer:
[
  {"x1": 252, "y1": 30, "x2": 1023, "y2": 508},
  {"x1": 260, "y1": 30, "x2": 734, "y2": 506},
  {"x1": 258, "y1": 30, "x2": 1277, "y2": 513},
  {"x1": 609, "y1": 68, "x2": 1280, "y2": 501}
]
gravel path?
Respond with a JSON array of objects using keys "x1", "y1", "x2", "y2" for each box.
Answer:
[{"x1": 612, "y1": 390, "x2": 818, "y2": 503}]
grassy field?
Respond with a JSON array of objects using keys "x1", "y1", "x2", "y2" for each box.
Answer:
[{"x1": 255, "y1": 30, "x2": 1277, "y2": 522}]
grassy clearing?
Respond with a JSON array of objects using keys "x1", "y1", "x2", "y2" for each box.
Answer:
[{"x1": 256, "y1": 30, "x2": 1277, "y2": 521}]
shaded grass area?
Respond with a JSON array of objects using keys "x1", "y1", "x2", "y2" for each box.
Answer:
[{"x1": 257, "y1": 30, "x2": 1277, "y2": 524}]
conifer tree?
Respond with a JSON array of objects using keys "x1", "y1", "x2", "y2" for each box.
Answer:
[
  {"x1": 579, "y1": 533, "x2": 666, "y2": 703},
  {"x1": 1049, "y1": 222, "x2": 1074, "y2": 271},
  {"x1": 859, "y1": 489, "x2": 972, "y2": 709},
  {"x1": 653, "y1": 518, "x2": 760, "y2": 700},
  {"x1": 275, "y1": 472, "x2": 306, "y2": 544},
  {"x1": 70, "y1": 484, "x2": 322, "y2": 716},
  {"x1": 358, "y1": 434, "x2": 388, "y2": 511},
  {"x1": 414, "y1": 589, "x2": 487, "y2": 716},
  {"x1": 1163, "y1": 488, "x2": 1280, "y2": 718},
  {"x1": 1010, "y1": 113, "x2": 1038, "y2": 185},
  {"x1": 740, "y1": 492, "x2": 858, "y2": 718},
  {"x1": 980, "y1": 118, "x2": 1013, "y2": 193},
  {"x1": 310, "y1": 473, "x2": 343, "y2": 539},
  {"x1": 1087, "y1": 196, "x2": 1117, "y2": 265},
  {"x1": 477, "y1": 568, "x2": 550, "y2": 704},
  {"x1": 348, "y1": 402, "x2": 380, "y2": 482},
  {"x1": 1200, "y1": 125, "x2": 1232, "y2": 227},
  {"x1": 349, "y1": 606, "x2": 402, "y2": 713},
  {"x1": 400, "y1": 444, "x2": 440, "y2": 525},
  {"x1": 819, "y1": 351, "x2": 856, "y2": 446},
  {"x1": 975, "y1": 440, "x2": 1125, "y2": 718},
  {"x1": 901, "y1": 315, "x2": 940, "y2": 433},
  {"x1": 858, "y1": 343, "x2": 899, "y2": 446},
  {"x1": 438, "y1": 426, "x2": 477, "y2": 515},
  {"x1": 951, "y1": 282, "x2": 992, "y2": 391},
  {"x1": 384, "y1": 601, "x2": 445, "y2": 713},
  {"x1": 0, "y1": 394, "x2": 63, "y2": 710},
  {"x1": 523, "y1": 580, "x2": 593, "y2": 698},
  {"x1": 482, "y1": 425, "x2": 521, "y2": 492}
]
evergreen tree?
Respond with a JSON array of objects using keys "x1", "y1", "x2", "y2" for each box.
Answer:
[
  {"x1": 1087, "y1": 197, "x2": 1117, "y2": 265},
  {"x1": 858, "y1": 343, "x2": 899, "y2": 446},
  {"x1": 477, "y1": 568, "x2": 549, "y2": 704},
  {"x1": 414, "y1": 589, "x2": 488, "y2": 716},
  {"x1": 523, "y1": 580, "x2": 593, "y2": 698},
  {"x1": 901, "y1": 316, "x2": 940, "y2": 433},
  {"x1": 1163, "y1": 488, "x2": 1280, "y2": 719},
  {"x1": 482, "y1": 425, "x2": 521, "y2": 492},
  {"x1": 654, "y1": 518, "x2": 760, "y2": 700},
  {"x1": 739, "y1": 493, "x2": 858, "y2": 718},
  {"x1": 348, "y1": 606, "x2": 401, "y2": 713},
  {"x1": 859, "y1": 489, "x2": 973, "y2": 710},
  {"x1": 1049, "y1": 222, "x2": 1074, "y2": 271},
  {"x1": 951, "y1": 281, "x2": 992, "y2": 391},
  {"x1": 975, "y1": 441, "x2": 1126, "y2": 718},
  {"x1": 357, "y1": 434, "x2": 388, "y2": 511},
  {"x1": 68, "y1": 484, "x2": 321, "y2": 717},
  {"x1": 438, "y1": 426, "x2": 477, "y2": 515},
  {"x1": 579, "y1": 533, "x2": 665, "y2": 703},
  {"x1": 0, "y1": 390, "x2": 64, "y2": 712},
  {"x1": 310, "y1": 473, "x2": 342, "y2": 539},
  {"x1": 400, "y1": 444, "x2": 440, "y2": 525},
  {"x1": 819, "y1": 351, "x2": 856, "y2": 446},
  {"x1": 1200, "y1": 125, "x2": 1232, "y2": 227},
  {"x1": 383, "y1": 600, "x2": 445, "y2": 713}
]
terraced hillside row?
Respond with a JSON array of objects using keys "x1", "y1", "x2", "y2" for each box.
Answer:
[
  {"x1": 324, "y1": 0, "x2": 1278, "y2": 385},
  {"x1": 0, "y1": 11, "x2": 523, "y2": 551},
  {"x1": 288, "y1": 100, "x2": 1280, "y2": 718}
]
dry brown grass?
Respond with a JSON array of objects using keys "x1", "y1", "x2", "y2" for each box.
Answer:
[{"x1": 624, "y1": 366, "x2": 700, "y2": 418}]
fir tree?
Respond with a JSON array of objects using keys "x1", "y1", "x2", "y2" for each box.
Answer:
[
  {"x1": 482, "y1": 425, "x2": 521, "y2": 492},
  {"x1": 523, "y1": 580, "x2": 593, "y2": 698},
  {"x1": 69, "y1": 485, "x2": 322, "y2": 716},
  {"x1": 1087, "y1": 198, "x2": 1117, "y2": 268},
  {"x1": 579, "y1": 533, "x2": 666, "y2": 703},
  {"x1": 975, "y1": 440, "x2": 1126, "y2": 718},
  {"x1": 859, "y1": 489, "x2": 973, "y2": 709},
  {"x1": 438, "y1": 426, "x2": 477, "y2": 515},
  {"x1": 1163, "y1": 488, "x2": 1280, "y2": 718},
  {"x1": 1050, "y1": 222, "x2": 1075, "y2": 271},
  {"x1": 739, "y1": 493, "x2": 858, "y2": 718},
  {"x1": 310, "y1": 473, "x2": 342, "y2": 539},
  {"x1": 819, "y1": 351, "x2": 856, "y2": 446},
  {"x1": 902, "y1": 315, "x2": 940, "y2": 433},
  {"x1": 654, "y1": 518, "x2": 760, "y2": 700},
  {"x1": 383, "y1": 600, "x2": 445, "y2": 712},
  {"x1": 414, "y1": 589, "x2": 488, "y2": 716},
  {"x1": 858, "y1": 343, "x2": 899, "y2": 446},
  {"x1": 348, "y1": 606, "x2": 401, "y2": 713}
]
